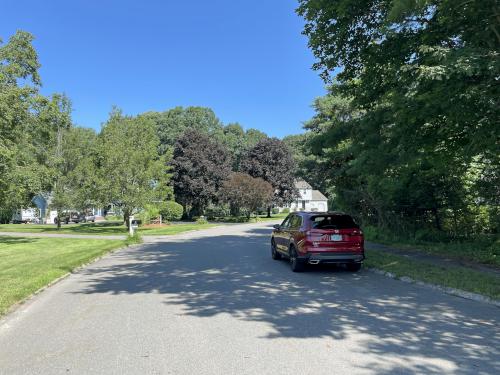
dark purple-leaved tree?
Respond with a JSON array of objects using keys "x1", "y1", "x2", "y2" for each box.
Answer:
[
  {"x1": 171, "y1": 129, "x2": 232, "y2": 218},
  {"x1": 241, "y1": 137, "x2": 298, "y2": 217}
]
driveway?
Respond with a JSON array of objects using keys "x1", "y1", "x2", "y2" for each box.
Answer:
[{"x1": 0, "y1": 223, "x2": 498, "y2": 374}]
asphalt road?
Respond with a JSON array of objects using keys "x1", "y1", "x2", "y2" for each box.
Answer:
[{"x1": 0, "y1": 222, "x2": 498, "y2": 374}]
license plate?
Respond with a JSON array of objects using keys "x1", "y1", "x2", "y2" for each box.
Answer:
[{"x1": 330, "y1": 234, "x2": 342, "y2": 241}]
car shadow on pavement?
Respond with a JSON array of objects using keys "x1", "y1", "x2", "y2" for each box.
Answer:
[{"x1": 75, "y1": 225, "x2": 500, "y2": 374}]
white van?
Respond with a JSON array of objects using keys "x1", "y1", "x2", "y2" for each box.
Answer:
[{"x1": 12, "y1": 208, "x2": 39, "y2": 224}]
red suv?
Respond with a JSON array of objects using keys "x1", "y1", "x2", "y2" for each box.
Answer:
[{"x1": 271, "y1": 212, "x2": 365, "y2": 272}]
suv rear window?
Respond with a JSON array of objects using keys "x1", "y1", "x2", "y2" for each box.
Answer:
[{"x1": 310, "y1": 215, "x2": 359, "y2": 229}]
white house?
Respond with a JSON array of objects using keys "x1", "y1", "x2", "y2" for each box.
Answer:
[{"x1": 280, "y1": 180, "x2": 328, "y2": 212}]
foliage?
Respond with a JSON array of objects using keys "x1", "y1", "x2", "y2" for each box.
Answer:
[
  {"x1": 51, "y1": 125, "x2": 99, "y2": 227},
  {"x1": 281, "y1": 208, "x2": 290, "y2": 214},
  {"x1": 159, "y1": 201, "x2": 183, "y2": 221},
  {"x1": 171, "y1": 129, "x2": 232, "y2": 218},
  {"x1": 137, "y1": 204, "x2": 161, "y2": 225},
  {"x1": 0, "y1": 31, "x2": 70, "y2": 212},
  {"x1": 140, "y1": 106, "x2": 225, "y2": 155},
  {"x1": 241, "y1": 137, "x2": 298, "y2": 215},
  {"x1": 195, "y1": 216, "x2": 208, "y2": 224},
  {"x1": 98, "y1": 109, "x2": 170, "y2": 227},
  {"x1": 297, "y1": 0, "x2": 500, "y2": 239},
  {"x1": 220, "y1": 173, "x2": 274, "y2": 218}
]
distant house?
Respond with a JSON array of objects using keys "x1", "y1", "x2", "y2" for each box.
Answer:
[{"x1": 280, "y1": 180, "x2": 328, "y2": 212}]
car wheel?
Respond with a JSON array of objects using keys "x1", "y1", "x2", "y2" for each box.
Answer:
[
  {"x1": 289, "y1": 246, "x2": 304, "y2": 272},
  {"x1": 271, "y1": 239, "x2": 281, "y2": 260},
  {"x1": 346, "y1": 263, "x2": 362, "y2": 272}
]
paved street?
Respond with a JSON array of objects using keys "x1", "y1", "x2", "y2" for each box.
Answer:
[{"x1": 0, "y1": 222, "x2": 498, "y2": 374}]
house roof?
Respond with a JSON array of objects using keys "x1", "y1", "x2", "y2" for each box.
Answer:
[
  {"x1": 295, "y1": 179, "x2": 312, "y2": 189},
  {"x1": 311, "y1": 190, "x2": 327, "y2": 201}
]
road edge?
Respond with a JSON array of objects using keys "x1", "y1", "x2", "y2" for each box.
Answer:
[{"x1": 366, "y1": 267, "x2": 500, "y2": 308}]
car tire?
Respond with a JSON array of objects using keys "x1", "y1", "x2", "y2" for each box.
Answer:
[
  {"x1": 346, "y1": 263, "x2": 362, "y2": 272},
  {"x1": 271, "y1": 239, "x2": 281, "y2": 260},
  {"x1": 289, "y1": 246, "x2": 304, "y2": 272}
]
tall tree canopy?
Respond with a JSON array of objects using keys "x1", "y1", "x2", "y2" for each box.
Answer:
[
  {"x1": 140, "y1": 106, "x2": 224, "y2": 155},
  {"x1": 297, "y1": 0, "x2": 500, "y2": 236},
  {"x1": 0, "y1": 31, "x2": 72, "y2": 211},
  {"x1": 171, "y1": 129, "x2": 232, "y2": 218},
  {"x1": 98, "y1": 109, "x2": 169, "y2": 227},
  {"x1": 241, "y1": 138, "x2": 298, "y2": 216}
]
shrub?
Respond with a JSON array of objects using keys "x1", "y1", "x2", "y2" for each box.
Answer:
[
  {"x1": 271, "y1": 207, "x2": 279, "y2": 214},
  {"x1": 195, "y1": 216, "x2": 208, "y2": 224},
  {"x1": 137, "y1": 204, "x2": 161, "y2": 225},
  {"x1": 205, "y1": 206, "x2": 230, "y2": 220},
  {"x1": 282, "y1": 208, "x2": 290, "y2": 214},
  {"x1": 159, "y1": 201, "x2": 183, "y2": 221}
]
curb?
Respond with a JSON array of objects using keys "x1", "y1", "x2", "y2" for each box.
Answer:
[{"x1": 366, "y1": 267, "x2": 500, "y2": 308}]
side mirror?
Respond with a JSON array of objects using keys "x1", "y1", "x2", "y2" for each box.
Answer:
[{"x1": 273, "y1": 224, "x2": 281, "y2": 230}]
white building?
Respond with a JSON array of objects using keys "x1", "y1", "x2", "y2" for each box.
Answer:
[{"x1": 280, "y1": 180, "x2": 328, "y2": 212}]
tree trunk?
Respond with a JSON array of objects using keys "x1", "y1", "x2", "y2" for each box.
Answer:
[
  {"x1": 56, "y1": 210, "x2": 61, "y2": 230},
  {"x1": 267, "y1": 206, "x2": 271, "y2": 218},
  {"x1": 124, "y1": 209, "x2": 130, "y2": 229},
  {"x1": 432, "y1": 207, "x2": 442, "y2": 231}
]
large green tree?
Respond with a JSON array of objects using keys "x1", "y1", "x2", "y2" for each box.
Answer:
[
  {"x1": 0, "y1": 31, "x2": 71, "y2": 215},
  {"x1": 297, "y1": 0, "x2": 500, "y2": 236},
  {"x1": 98, "y1": 110, "x2": 170, "y2": 227},
  {"x1": 140, "y1": 106, "x2": 224, "y2": 155},
  {"x1": 51, "y1": 126, "x2": 102, "y2": 227}
]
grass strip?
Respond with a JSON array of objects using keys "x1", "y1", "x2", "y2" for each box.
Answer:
[
  {"x1": 365, "y1": 248, "x2": 500, "y2": 300},
  {"x1": 0, "y1": 236, "x2": 125, "y2": 316},
  {"x1": 0, "y1": 222, "x2": 218, "y2": 236}
]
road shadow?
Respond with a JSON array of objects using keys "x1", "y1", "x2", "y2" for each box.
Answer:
[{"x1": 75, "y1": 225, "x2": 500, "y2": 374}]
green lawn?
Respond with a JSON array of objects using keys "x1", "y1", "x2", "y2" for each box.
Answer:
[
  {"x1": 0, "y1": 236, "x2": 125, "y2": 315},
  {"x1": 211, "y1": 213, "x2": 288, "y2": 223},
  {"x1": 138, "y1": 223, "x2": 217, "y2": 235},
  {"x1": 0, "y1": 222, "x2": 217, "y2": 236},
  {"x1": 365, "y1": 248, "x2": 500, "y2": 300},
  {"x1": 364, "y1": 226, "x2": 499, "y2": 267},
  {"x1": 0, "y1": 222, "x2": 126, "y2": 235}
]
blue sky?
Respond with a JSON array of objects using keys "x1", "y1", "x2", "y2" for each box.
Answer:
[{"x1": 1, "y1": 0, "x2": 326, "y2": 138}]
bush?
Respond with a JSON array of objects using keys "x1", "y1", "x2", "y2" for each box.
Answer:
[
  {"x1": 195, "y1": 216, "x2": 208, "y2": 224},
  {"x1": 159, "y1": 201, "x2": 183, "y2": 221},
  {"x1": 205, "y1": 206, "x2": 230, "y2": 220},
  {"x1": 271, "y1": 208, "x2": 279, "y2": 214},
  {"x1": 282, "y1": 208, "x2": 290, "y2": 214},
  {"x1": 138, "y1": 204, "x2": 161, "y2": 225}
]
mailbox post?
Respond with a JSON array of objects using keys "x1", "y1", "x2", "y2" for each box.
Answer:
[{"x1": 129, "y1": 215, "x2": 139, "y2": 236}]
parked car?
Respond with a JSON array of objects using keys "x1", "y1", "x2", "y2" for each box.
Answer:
[
  {"x1": 84, "y1": 214, "x2": 96, "y2": 223},
  {"x1": 271, "y1": 211, "x2": 364, "y2": 272},
  {"x1": 54, "y1": 211, "x2": 86, "y2": 224}
]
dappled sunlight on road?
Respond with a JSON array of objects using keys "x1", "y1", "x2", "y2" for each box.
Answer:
[{"x1": 72, "y1": 223, "x2": 500, "y2": 374}]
